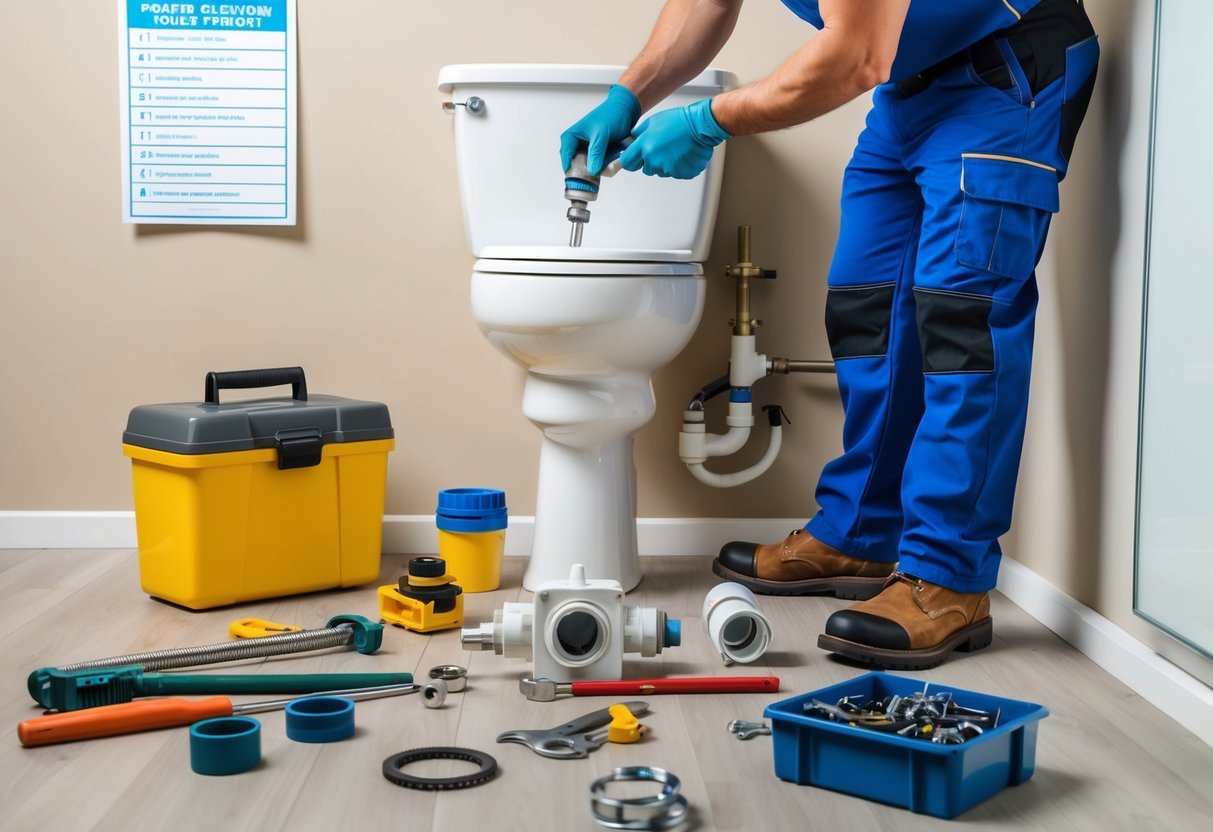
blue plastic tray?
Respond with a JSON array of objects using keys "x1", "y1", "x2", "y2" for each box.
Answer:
[{"x1": 764, "y1": 672, "x2": 1048, "y2": 818}]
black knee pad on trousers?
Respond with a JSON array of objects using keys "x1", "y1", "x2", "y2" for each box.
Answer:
[
  {"x1": 913, "y1": 287, "x2": 995, "y2": 374},
  {"x1": 825, "y1": 282, "x2": 896, "y2": 359}
]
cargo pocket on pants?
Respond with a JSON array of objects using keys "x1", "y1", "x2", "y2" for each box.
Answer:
[{"x1": 955, "y1": 154, "x2": 1060, "y2": 280}]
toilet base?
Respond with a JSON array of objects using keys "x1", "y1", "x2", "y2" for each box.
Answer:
[
  {"x1": 524, "y1": 434, "x2": 641, "y2": 592},
  {"x1": 471, "y1": 267, "x2": 708, "y2": 594}
]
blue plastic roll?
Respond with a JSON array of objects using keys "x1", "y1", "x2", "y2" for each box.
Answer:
[
  {"x1": 285, "y1": 696, "x2": 356, "y2": 743},
  {"x1": 190, "y1": 717, "x2": 261, "y2": 776}
]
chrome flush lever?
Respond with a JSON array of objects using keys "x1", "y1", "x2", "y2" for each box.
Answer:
[{"x1": 443, "y1": 96, "x2": 485, "y2": 114}]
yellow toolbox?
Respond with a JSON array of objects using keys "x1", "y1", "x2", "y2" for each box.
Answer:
[{"x1": 122, "y1": 367, "x2": 394, "y2": 610}]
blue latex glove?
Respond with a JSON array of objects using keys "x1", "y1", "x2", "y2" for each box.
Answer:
[
  {"x1": 560, "y1": 84, "x2": 642, "y2": 175},
  {"x1": 619, "y1": 98, "x2": 730, "y2": 180}
]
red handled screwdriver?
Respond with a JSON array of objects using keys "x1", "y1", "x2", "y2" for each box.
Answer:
[{"x1": 520, "y1": 675, "x2": 779, "y2": 702}]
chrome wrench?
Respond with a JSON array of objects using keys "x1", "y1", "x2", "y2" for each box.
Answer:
[{"x1": 496, "y1": 700, "x2": 649, "y2": 759}]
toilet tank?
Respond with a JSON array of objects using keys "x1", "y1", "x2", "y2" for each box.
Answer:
[{"x1": 438, "y1": 64, "x2": 738, "y2": 262}]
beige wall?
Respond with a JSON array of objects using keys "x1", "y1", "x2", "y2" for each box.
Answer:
[
  {"x1": 0, "y1": 0, "x2": 852, "y2": 518},
  {"x1": 1, "y1": 1, "x2": 1204, "y2": 675}
]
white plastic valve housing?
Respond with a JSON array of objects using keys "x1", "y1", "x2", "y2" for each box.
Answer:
[
  {"x1": 703, "y1": 582, "x2": 772, "y2": 665},
  {"x1": 466, "y1": 564, "x2": 677, "y2": 680},
  {"x1": 534, "y1": 565, "x2": 625, "y2": 680}
]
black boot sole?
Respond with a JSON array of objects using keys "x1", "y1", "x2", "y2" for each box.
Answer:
[
  {"x1": 711, "y1": 559, "x2": 890, "y2": 601},
  {"x1": 816, "y1": 617, "x2": 994, "y2": 671}
]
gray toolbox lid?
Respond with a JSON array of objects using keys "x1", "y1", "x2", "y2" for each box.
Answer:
[{"x1": 123, "y1": 367, "x2": 393, "y2": 469}]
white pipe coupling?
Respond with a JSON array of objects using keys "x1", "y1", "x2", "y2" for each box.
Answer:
[{"x1": 703, "y1": 582, "x2": 772, "y2": 665}]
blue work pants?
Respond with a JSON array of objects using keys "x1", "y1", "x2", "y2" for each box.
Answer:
[{"x1": 806, "y1": 33, "x2": 1099, "y2": 593}]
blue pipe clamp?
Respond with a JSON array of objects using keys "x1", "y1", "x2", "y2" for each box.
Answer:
[
  {"x1": 285, "y1": 696, "x2": 356, "y2": 743},
  {"x1": 190, "y1": 716, "x2": 261, "y2": 775}
]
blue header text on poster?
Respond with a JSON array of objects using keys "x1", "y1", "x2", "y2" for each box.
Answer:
[{"x1": 128, "y1": 1, "x2": 286, "y2": 32}]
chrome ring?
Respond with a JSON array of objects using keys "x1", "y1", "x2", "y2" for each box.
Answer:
[
  {"x1": 427, "y1": 664, "x2": 468, "y2": 693},
  {"x1": 589, "y1": 767, "x2": 689, "y2": 831}
]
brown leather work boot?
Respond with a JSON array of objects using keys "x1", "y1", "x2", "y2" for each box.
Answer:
[
  {"x1": 712, "y1": 528, "x2": 895, "y2": 599},
  {"x1": 817, "y1": 572, "x2": 993, "y2": 670}
]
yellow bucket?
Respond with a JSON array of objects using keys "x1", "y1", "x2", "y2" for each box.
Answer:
[{"x1": 436, "y1": 488, "x2": 507, "y2": 593}]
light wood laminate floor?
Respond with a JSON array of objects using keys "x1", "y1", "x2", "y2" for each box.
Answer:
[{"x1": 1, "y1": 550, "x2": 1211, "y2": 831}]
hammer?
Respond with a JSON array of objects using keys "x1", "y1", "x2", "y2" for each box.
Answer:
[{"x1": 519, "y1": 675, "x2": 779, "y2": 702}]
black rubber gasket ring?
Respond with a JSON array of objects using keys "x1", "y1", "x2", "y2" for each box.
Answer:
[{"x1": 382, "y1": 746, "x2": 498, "y2": 791}]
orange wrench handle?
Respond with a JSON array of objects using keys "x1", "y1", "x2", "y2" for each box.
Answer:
[{"x1": 18, "y1": 696, "x2": 233, "y2": 747}]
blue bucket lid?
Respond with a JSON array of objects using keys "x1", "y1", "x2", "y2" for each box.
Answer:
[{"x1": 436, "y1": 488, "x2": 507, "y2": 532}]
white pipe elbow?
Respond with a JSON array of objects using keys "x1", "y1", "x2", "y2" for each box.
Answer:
[
  {"x1": 704, "y1": 424, "x2": 750, "y2": 457},
  {"x1": 686, "y1": 426, "x2": 783, "y2": 488}
]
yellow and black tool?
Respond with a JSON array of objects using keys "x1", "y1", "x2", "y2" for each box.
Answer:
[{"x1": 378, "y1": 557, "x2": 463, "y2": 633}]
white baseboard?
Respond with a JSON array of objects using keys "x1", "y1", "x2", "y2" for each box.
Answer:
[
  {"x1": 998, "y1": 555, "x2": 1213, "y2": 747},
  {"x1": 2, "y1": 511, "x2": 1208, "y2": 746},
  {"x1": 0, "y1": 511, "x2": 138, "y2": 548}
]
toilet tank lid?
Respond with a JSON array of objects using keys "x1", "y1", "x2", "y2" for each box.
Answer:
[
  {"x1": 474, "y1": 258, "x2": 703, "y2": 276},
  {"x1": 438, "y1": 64, "x2": 738, "y2": 93}
]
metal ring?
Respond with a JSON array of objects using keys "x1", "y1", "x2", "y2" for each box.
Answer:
[
  {"x1": 589, "y1": 767, "x2": 689, "y2": 831},
  {"x1": 590, "y1": 766, "x2": 681, "y2": 809},
  {"x1": 428, "y1": 664, "x2": 468, "y2": 693},
  {"x1": 382, "y1": 747, "x2": 497, "y2": 791},
  {"x1": 592, "y1": 796, "x2": 689, "y2": 831}
]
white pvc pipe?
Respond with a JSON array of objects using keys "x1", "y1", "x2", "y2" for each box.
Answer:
[
  {"x1": 686, "y1": 425, "x2": 782, "y2": 488},
  {"x1": 703, "y1": 582, "x2": 772, "y2": 665}
]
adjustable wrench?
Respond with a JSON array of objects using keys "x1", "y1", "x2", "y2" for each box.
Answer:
[{"x1": 496, "y1": 701, "x2": 650, "y2": 759}]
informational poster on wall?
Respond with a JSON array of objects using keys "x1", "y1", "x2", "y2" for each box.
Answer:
[{"x1": 117, "y1": 1, "x2": 297, "y2": 225}]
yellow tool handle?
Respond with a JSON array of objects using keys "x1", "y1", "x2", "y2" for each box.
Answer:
[
  {"x1": 18, "y1": 696, "x2": 234, "y2": 747},
  {"x1": 607, "y1": 703, "x2": 645, "y2": 744},
  {"x1": 228, "y1": 618, "x2": 303, "y2": 639}
]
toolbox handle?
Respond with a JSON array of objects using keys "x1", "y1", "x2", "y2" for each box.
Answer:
[{"x1": 205, "y1": 367, "x2": 309, "y2": 405}]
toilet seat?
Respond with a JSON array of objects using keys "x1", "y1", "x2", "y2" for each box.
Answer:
[
  {"x1": 474, "y1": 258, "x2": 703, "y2": 277},
  {"x1": 480, "y1": 244, "x2": 695, "y2": 263}
]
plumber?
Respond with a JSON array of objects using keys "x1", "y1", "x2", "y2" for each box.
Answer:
[{"x1": 560, "y1": 0, "x2": 1098, "y2": 670}]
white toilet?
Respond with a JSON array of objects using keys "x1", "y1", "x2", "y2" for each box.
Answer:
[{"x1": 439, "y1": 64, "x2": 736, "y2": 591}]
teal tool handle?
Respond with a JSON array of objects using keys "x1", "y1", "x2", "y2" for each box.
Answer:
[
  {"x1": 31, "y1": 665, "x2": 417, "y2": 711},
  {"x1": 144, "y1": 672, "x2": 413, "y2": 696}
]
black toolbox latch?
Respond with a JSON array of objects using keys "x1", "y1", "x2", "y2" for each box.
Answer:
[{"x1": 274, "y1": 428, "x2": 324, "y2": 469}]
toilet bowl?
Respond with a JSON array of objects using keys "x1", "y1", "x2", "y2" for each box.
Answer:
[{"x1": 440, "y1": 64, "x2": 736, "y2": 591}]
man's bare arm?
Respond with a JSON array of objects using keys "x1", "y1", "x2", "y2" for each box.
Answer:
[
  {"x1": 618, "y1": 0, "x2": 744, "y2": 112},
  {"x1": 712, "y1": 0, "x2": 911, "y2": 136}
]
